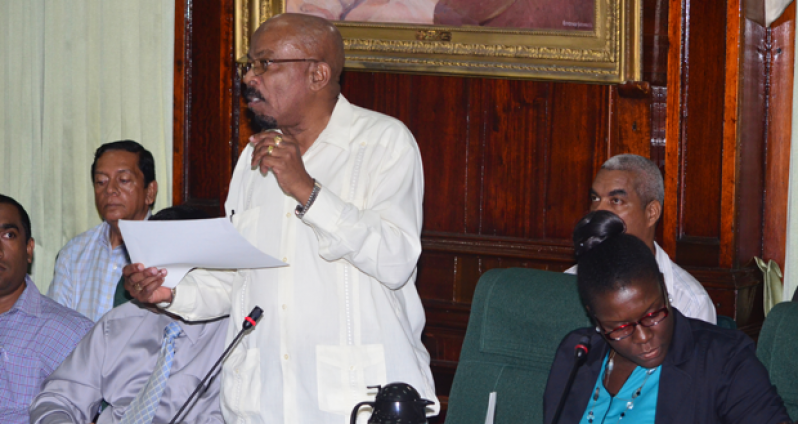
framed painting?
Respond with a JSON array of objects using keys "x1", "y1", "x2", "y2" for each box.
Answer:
[{"x1": 235, "y1": 0, "x2": 641, "y2": 83}]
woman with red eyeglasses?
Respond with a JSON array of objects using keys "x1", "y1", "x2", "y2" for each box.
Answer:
[{"x1": 543, "y1": 210, "x2": 791, "y2": 424}]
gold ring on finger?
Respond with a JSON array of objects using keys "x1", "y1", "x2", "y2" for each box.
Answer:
[
  {"x1": 274, "y1": 135, "x2": 282, "y2": 145},
  {"x1": 267, "y1": 145, "x2": 274, "y2": 156},
  {"x1": 135, "y1": 283, "x2": 142, "y2": 292}
]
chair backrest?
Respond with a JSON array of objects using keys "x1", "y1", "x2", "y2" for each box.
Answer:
[
  {"x1": 446, "y1": 268, "x2": 591, "y2": 424},
  {"x1": 757, "y1": 301, "x2": 798, "y2": 421},
  {"x1": 716, "y1": 315, "x2": 737, "y2": 330}
]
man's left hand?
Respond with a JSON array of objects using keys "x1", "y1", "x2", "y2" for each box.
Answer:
[{"x1": 250, "y1": 131, "x2": 314, "y2": 204}]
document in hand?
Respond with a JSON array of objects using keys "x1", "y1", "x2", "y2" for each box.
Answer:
[{"x1": 119, "y1": 218, "x2": 287, "y2": 288}]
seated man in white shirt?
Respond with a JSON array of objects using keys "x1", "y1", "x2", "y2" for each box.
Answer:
[{"x1": 565, "y1": 154, "x2": 717, "y2": 324}]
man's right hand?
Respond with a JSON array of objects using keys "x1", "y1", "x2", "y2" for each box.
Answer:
[{"x1": 123, "y1": 263, "x2": 172, "y2": 305}]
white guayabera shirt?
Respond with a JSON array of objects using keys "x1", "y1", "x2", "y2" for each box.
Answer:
[{"x1": 165, "y1": 95, "x2": 438, "y2": 424}]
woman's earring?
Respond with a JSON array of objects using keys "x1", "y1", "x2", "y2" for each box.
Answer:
[{"x1": 595, "y1": 326, "x2": 601, "y2": 333}]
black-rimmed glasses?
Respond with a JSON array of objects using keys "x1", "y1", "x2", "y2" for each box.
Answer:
[
  {"x1": 239, "y1": 58, "x2": 319, "y2": 78},
  {"x1": 596, "y1": 306, "x2": 670, "y2": 341}
]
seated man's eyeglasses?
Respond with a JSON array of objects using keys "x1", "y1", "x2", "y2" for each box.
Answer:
[
  {"x1": 240, "y1": 58, "x2": 319, "y2": 78},
  {"x1": 596, "y1": 306, "x2": 670, "y2": 341}
]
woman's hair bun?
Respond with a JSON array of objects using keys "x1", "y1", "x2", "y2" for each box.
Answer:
[{"x1": 572, "y1": 210, "x2": 626, "y2": 259}]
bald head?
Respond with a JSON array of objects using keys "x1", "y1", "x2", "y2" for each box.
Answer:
[{"x1": 256, "y1": 13, "x2": 345, "y2": 89}]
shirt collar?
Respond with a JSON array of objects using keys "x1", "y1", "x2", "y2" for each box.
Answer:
[
  {"x1": 7, "y1": 275, "x2": 42, "y2": 318},
  {"x1": 102, "y1": 210, "x2": 153, "y2": 248},
  {"x1": 176, "y1": 316, "x2": 226, "y2": 345},
  {"x1": 130, "y1": 302, "x2": 207, "y2": 345},
  {"x1": 312, "y1": 94, "x2": 353, "y2": 151}
]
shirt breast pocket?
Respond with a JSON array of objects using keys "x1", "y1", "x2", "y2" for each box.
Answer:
[{"x1": 2, "y1": 350, "x2": 44, "y2": 406}]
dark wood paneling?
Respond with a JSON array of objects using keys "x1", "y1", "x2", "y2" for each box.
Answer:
[
  {"x1": 679, "y1": 0, "x2": 726, "y2": 242},
  {"x1": 172, "y1": 0, "x2": 188, "y2": 205},
  {"x1": 478, "y1": 79, "x2": 552, "y2": 239},
  {"x1": 547, "y1": 84, "x2": 610, "y2": 238},
  {"x1": 411, "y1": 76, "x2": 471, "y2": 235},
  {"x1": 732, "y1": 18, "x2": 767, "y2": 266},
  {"x1": 662, "y1": 0, "x2": 684, "y2": 256},
  {"x1": 763, "y1": 3, "x2": 796, "y2": 270},
  {"x1": 340, "y1": 74, "x2": 614, "y2": 242},
  {"x1": 665, "y1": 0, "x2": 770, "y2": 325},
  {"x1": 642, "y1": 0, "x2": 670, "y2": 85},
  {"x1": 173, "y1": 0, "x2": 235, "y2": 216}
]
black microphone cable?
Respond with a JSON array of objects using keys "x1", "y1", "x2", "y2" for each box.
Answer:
[{"x1": 168, "y1": 306, "x2": 264, "y2": 424}]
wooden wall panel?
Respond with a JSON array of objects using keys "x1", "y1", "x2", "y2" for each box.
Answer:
[
  {"x1": 340, "y1": 75, "x2": 615, "y2": 245},
  {"x1": 642, "y1": 0, "x2": 670, "y2": 85},
  {"x1": 173, "y1": 0, "x2": 236, "y2": 214},
  {"x1": 679, "y1": 0, "x2": 726, "y2": 243},
  {"x1": 763, "y1": 4, "x2": 796, "y2": 269},
  {"x1": 664, "y1": 0, "x2": 771, "y2": 336},
  {"x1": 547, "y1": 84, "x2": 609, "y2": 239},
  {"x1": 478, "y1": 80, "x2": 551, "y2": 239},
  {"x1": 733, "y1": 18, "x2": 767, "y2": 266},
  {"x1": 411, "y1": 77, "x2": 470, "y2": 235}
]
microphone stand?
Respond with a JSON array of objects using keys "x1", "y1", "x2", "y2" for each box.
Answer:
[
  {"x1": 551, "y1": 336, "x2": 591, "y2": 424},
  {"x1": 168, "y1": 306, "x2": 263, "y2": 424}
]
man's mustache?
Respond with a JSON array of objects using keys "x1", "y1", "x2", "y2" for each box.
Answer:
[{"x1": 243, "y1": 86, "x2": 264, "y2": 102}]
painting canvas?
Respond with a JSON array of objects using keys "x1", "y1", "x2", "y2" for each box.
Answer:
[
  {"x1": 235, "y1": 0, "x2": 641, "y2": 83},
  {"x1": 285, "y1": 0, "x2": 595, "y2": 32}
]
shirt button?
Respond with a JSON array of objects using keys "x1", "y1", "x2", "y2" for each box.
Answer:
[
  {"x1": 284, "y1": 354, "x2": 289, "y2": 360},
  {"x1": 286, "y1": 212, "x2": 291, "y2": 218},
  {"x1": 350, "y1": 365, "x2": 355, "y2": 371},
  {"x1": 282, "y1": 257, "x2": 287, "y2": 262},
  {"x1": 113, "y1": 265, "x2": 118, "y2": 270},
  {"x1": 282, "y1": 304, "x2": 287, "y2": 310}
]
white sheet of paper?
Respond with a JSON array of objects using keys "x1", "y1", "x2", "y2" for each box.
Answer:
[
  {"x1": 119, "y1": 218, "x2": 286, "y2": 288},
  {"x1": 485, "y1": 391, "x2": 496, "y2": 424}
]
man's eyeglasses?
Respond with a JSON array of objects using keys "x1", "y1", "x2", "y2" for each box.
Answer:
[
  {"x1": 238, "y1": 58, "x2": 319, "y2": 78},
  {"x1": 596, "y1": 306, "x2": 670, "y2": 341}
]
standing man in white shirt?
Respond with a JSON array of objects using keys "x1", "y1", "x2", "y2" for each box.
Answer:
[
  {"x1": 566, "y1": 154, "x2": 717, "y2": 324},
  {"x1": 124, "y1": 13, "x2": 437, "y2": 424}
]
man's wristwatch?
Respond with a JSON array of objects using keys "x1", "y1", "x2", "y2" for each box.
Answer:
[
  {"x1": 156, "y1": 286, "x2": 177, "y2": 309},
  {"x1": 162, "y1": 286, "x2": 177, "y2": 308},
  {"x1": 295, "y1": 179, "x2": 322, "y2": 219}
]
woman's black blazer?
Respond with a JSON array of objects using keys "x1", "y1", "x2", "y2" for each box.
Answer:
[{"x1": 543, "y1": 308, "x2": 791, "y2": 424}]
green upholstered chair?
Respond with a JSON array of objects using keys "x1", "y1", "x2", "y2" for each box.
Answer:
[
  {"x1": 757, "y1": 301, "x2": 798, "y2": 421},
  {"x1": 715, "y1": 315, "x2": 737, "y2": 330},
  {"x1": 445, "y1": 268, "x2": 591, "y2": 424}
]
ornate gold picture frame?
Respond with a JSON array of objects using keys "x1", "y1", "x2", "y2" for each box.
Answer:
[{"x1": 235, "y1": 0, "x2": 641, "y2": 83}]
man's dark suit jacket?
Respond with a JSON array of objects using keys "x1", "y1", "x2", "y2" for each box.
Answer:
[{"x1": 543, "y1": 308, "x2": 790, "y2": 424}]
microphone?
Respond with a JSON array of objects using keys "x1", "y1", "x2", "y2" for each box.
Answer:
[
  {"x1": 168, "y1": 306, "x2": 263, "y2": 424},
  {"x1": 551, "y1": 336, "x2": 591, "y2": 424},
  {"x1": 574, "y1": 338, "x2": 590, "y2": 361}
]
